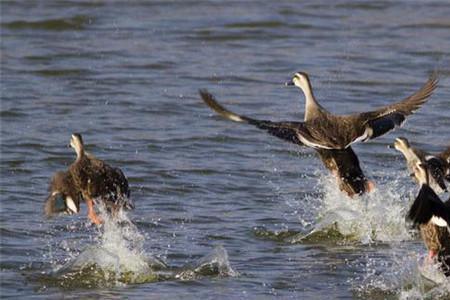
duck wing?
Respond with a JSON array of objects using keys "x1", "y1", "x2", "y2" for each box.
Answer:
[
  {"x1": 200, "y1": 89, "x2": 311, "y2": 146},
  {"x1": 408, "y1": 184, "x2": 450, "y2": 226},
  {"x1": 350, "y1": 74, "x2": 438, "y2": 143},
  {"x1": 425, "y1": 155, "x2": 448, "y2": 192}
]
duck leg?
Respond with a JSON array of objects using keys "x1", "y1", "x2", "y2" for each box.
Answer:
[
  {"x1": 365, "y1": 180, "x2": 375, "y2": 193},
  {"x1": 86, "y1": 198, "x2": 103, "y2": 225}
]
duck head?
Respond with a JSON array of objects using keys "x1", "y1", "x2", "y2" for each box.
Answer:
[
  {"x1": 70, "y1": 133, "x2": 84, "y2": 158},
  {"x1": 391, "y1": 137, "x2": 411, "y2": 152},
  {"x1": 285, "y1": 72, "x2": 312, "y2": 92}
]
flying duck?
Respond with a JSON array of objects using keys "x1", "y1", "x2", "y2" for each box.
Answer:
[
  {"x1": 407, "y1": 162, "x2": 450, "y2": 276},
  {"x1": 284, "y1": 72, "x2": 437, "y2": 149},
  {"x1": 392, "y1": 137, "x2": 449, "y2": 193},
  {"x1": 200, "y1": 72, "x2": 436, "y2": 196},
  {"x1": 44, "y1": 171, "x2": 82, "y2": 217},
  {"x1": 199, "y1": 90, "x2": 373, "y2": 197},
  {"x1": 68, "y1": 133, "x2": 132, "y2": 225}
]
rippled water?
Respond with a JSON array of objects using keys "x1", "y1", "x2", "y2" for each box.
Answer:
[{"x1": 1, "y1": 1, "x2": 450, "y2": 299}]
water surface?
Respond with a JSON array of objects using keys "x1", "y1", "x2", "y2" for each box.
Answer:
[{"x1": 1, "y1": 1, "x2": 450, "y2": 299}]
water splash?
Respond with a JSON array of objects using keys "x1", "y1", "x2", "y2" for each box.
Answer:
[
  {"x1": 37, "y1": 204, "x2": 237, "y2": 289},
  {"x1": 303, "y1": 174, "x2": 413, "y2": 244},
  {"x1": 353, "y1": 248, "x2": 450, "y2": 299}
]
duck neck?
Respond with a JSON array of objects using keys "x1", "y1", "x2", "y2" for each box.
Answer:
[
  {"x1": 399, "y1": 147, "x2": 416, "y2": 163},
  {"x1": 75, "y1": 147, "x2": 84, "y2": 161},
  {"x1": 301, "y1": 81, "x2": 322, "y2": 121}
]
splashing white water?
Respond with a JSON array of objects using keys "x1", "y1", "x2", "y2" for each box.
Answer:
[
  {"x1": 353, "y1": 246, "x2": 450, "y2": 299},
  {"x1": 312, "y1": 174, "x2": 413, "y2": 243},
  {"x1": 49, "y1": 203, "x2": 237, "y2": 286},
  {"x1": 53, "y1": 204, "x2": 157, "y2": 283}
]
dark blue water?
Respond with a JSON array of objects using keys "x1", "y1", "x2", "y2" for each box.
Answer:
[{"x1": 1, "y1": 1, "x2": 450, "y2": 299}]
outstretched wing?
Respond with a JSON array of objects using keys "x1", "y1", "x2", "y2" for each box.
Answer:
[
  {"x1": 355, "y1": 74, "x2": 438, "y2": 141},
  {"x1": 408, "y1": 184, "x2": 450, "y2": 226},
  {"x1": 200, "y1": 89, "x2": 308, "y2": 146}
]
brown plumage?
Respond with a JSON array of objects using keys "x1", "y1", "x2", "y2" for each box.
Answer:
[
  {"x1": 68, "y1": 133, "x2": 132, "y2": 224},
  {"x1": 285, "y1": 72, "x2": 438, "y2": 149},
  {"x1": 408, "y1": 163, "x2": 450, "y2": 276},
  {"x1": 44, "y1": 171, "x2": 82, "y2": 217},
  {"x1": 316, "y1": 148, "x2": 372, "y2": 196},
  {"x1": 199, "y1": 90, "x2": 373, "y2": 197}
]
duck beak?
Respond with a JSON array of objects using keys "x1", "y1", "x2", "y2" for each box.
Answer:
[{"x1": 285, "y1": 80, "x2": 295, "y2": 86}]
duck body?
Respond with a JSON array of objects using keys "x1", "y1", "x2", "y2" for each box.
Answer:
[
  {"x1": 69, "y1": 153, "x2": 131, "y2": 210},
  {"x1": 42, "y1": 133, "x2": 134, "y2": 225},
  {"x1": 68, "y1": 134, "x2": 132, "y2": 214}
]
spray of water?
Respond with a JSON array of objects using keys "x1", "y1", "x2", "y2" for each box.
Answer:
[
  {"x1": 44, "y1": 202, "x2": 236, "y2": 288},
  {"x1": 314, "y1": 174, "x2": 413, "y2": 243}
]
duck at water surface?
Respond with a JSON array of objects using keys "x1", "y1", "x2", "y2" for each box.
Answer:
[
  {"x1": 407, "y1": 162, "x2": 450, "y2": 276},
  {"x1": 44, "y1": 133, "x2": 133, "y2": 225}
]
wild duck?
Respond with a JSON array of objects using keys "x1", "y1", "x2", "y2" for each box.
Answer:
[
  {"x1": 68, "y1": 133, "x2": 132, "y2": 225},
  {"x1": 284, "y1": 72, "x2": 437, "y2": 149},
  {"x1": 407, "y1": 162, "x2": 450, "y2": 276},
  {"x1": 199, "y1": 90, "x2": 373, "y2": 197},
  {"x1": 200, "y1": 72, "x2": 436, "y2": 196},
  {"x1": 44, "y1": 171, "x2": 82, "y2": 217},
  {"x1": 392, "y1": 137, "x2": 449, "y2": 193}
]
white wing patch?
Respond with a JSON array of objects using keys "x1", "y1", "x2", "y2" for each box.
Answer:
[
  {"x1": 431, "y1": 215, "x2": 448, "y2": 227},
  {"x1": 228, "y1": 114, "x2": 244, "y2": 122},
  {"x1": 296, "y1": 133, "x2": 333, "y2": 149},
  {"x1": 66, "y1": 197, "x2": 79, "y2": 214},
  {"x1": 347, "y1": 127, "x2": 372, "y2": 148}
]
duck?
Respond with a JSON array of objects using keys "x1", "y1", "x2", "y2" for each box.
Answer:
[
  {"x1": 44, "y1": 171, "x2": 82, "y2": 217},
  {"x1": 407, "y1": 162, "x2": 450, "y2": 276},
  {"x1": 284, "y1": 72, "x2": 437, "y2": 149},
  {"x1": 199, "y1": 90, "x2": 373, "y2": 197},
  {"x1": 68, "y1": 133, "x2": 132, "y2": 225},
  {"x1": 392, "y1": 137, "x2": 449, "y2": 193},
  {"x1": 199, "y1": 72, "x2": 436, "y2": 197}
]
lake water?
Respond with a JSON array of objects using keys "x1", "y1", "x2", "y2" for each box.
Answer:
[{"x1": 1, "y1": 1, "x2": 450, "y2": 299}]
